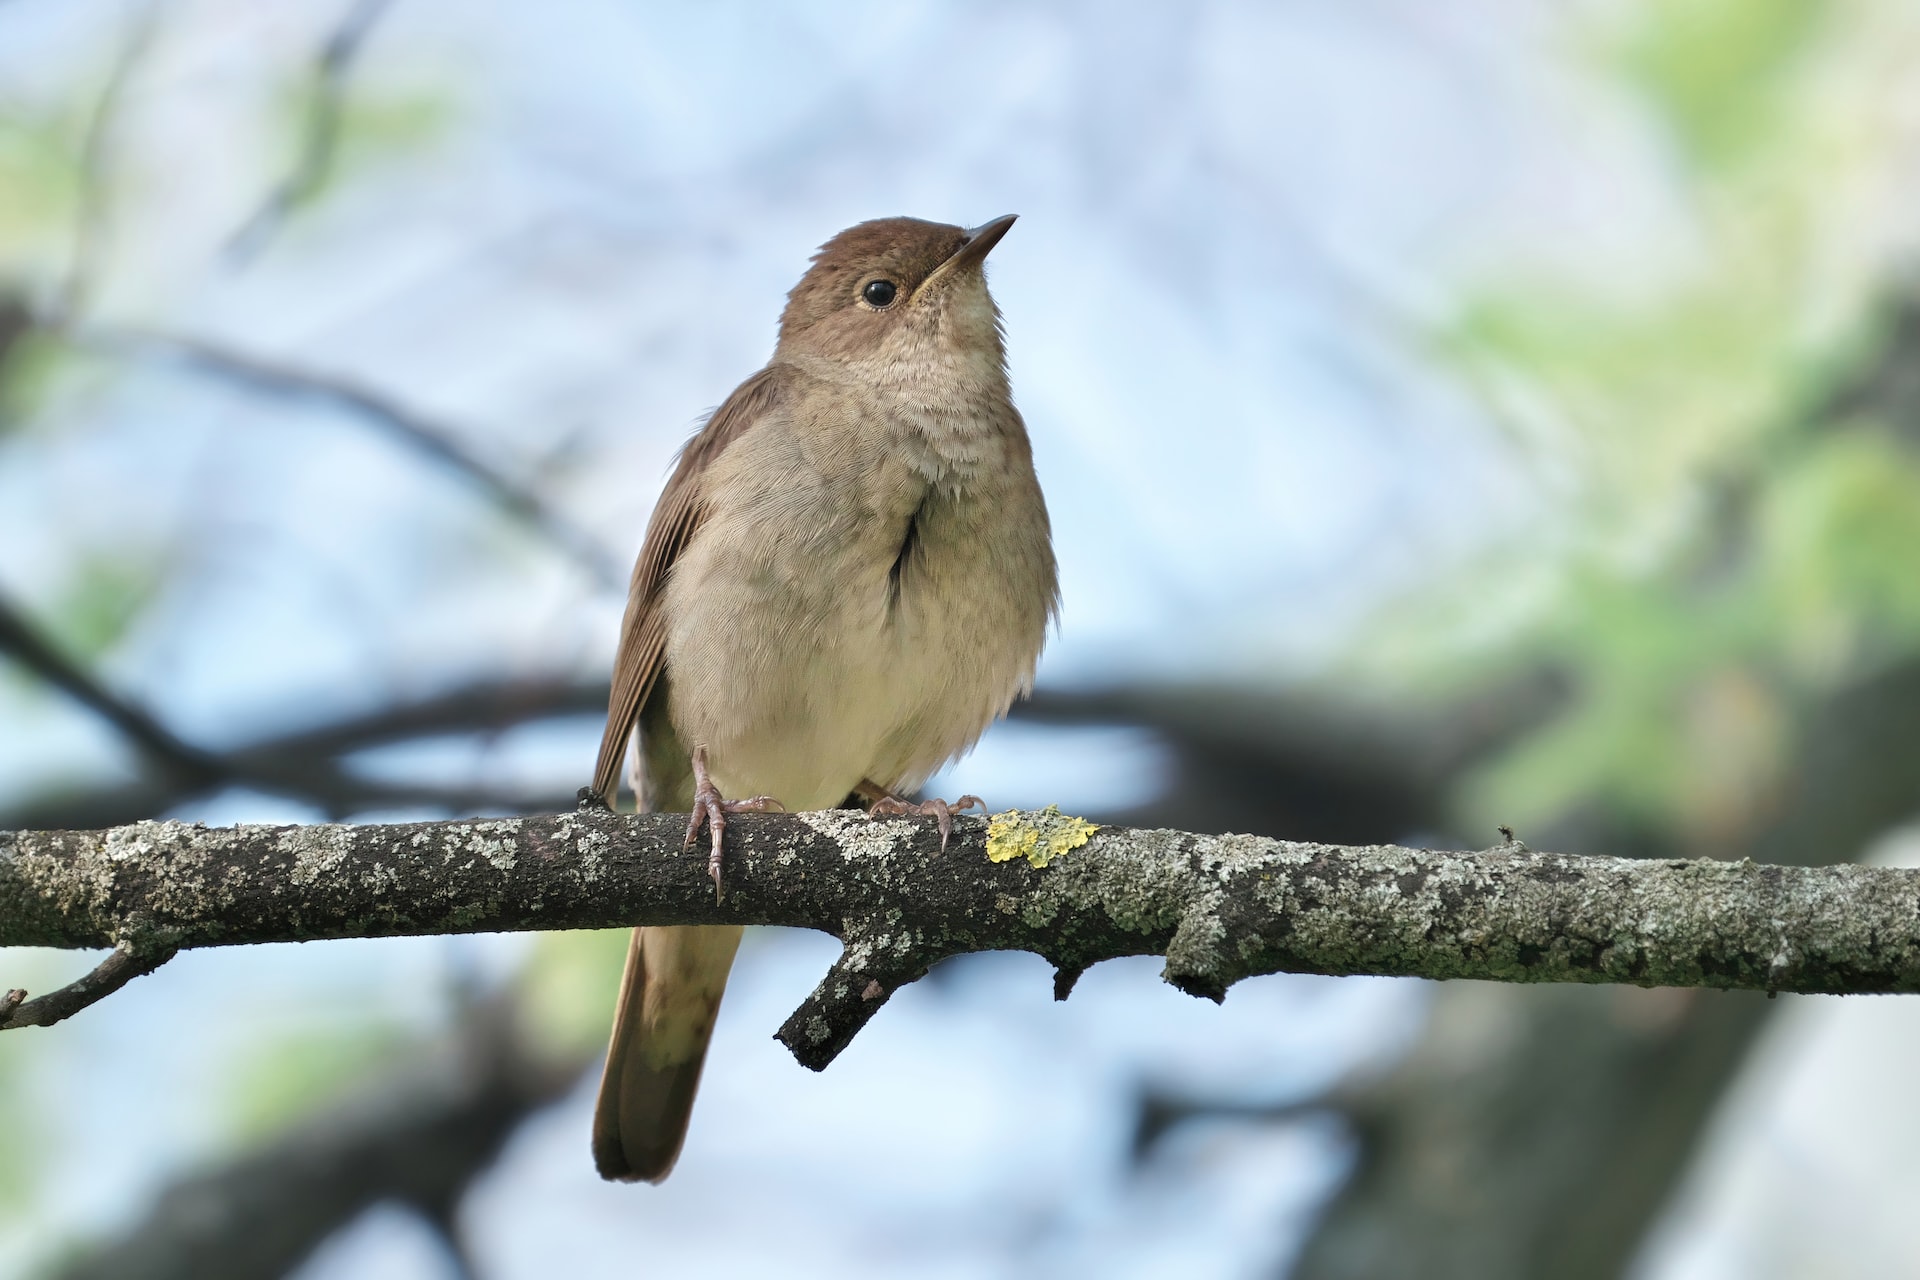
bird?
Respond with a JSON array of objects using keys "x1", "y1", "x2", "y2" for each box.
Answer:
[{"x1": 585, "y1": 215, "x2": 1058, "y2": 1182}]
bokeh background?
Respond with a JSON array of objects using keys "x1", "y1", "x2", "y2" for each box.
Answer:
[{"x1": 6, "y1": 1, "x2": 1920, "y2": 1276}]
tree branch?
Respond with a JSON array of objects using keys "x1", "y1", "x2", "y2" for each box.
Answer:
[
  {"x1": 0, "y1": 588, "x2": 607, "y2": 827},
  {"x1": 76, "y1": 325, "x2": 626, "y2": 587},
  {"x1": 49, "y1": 0, "x2": 159, "y2": 325},
  {"x1": 0, "y1": 670, "x2": 609, "y2": 831},
  {"x1": 0, "y1": 592, "x2": 226, "y2": 789},
  {"x1": 0, "y1": 938, "x2": 176, "y2": 1029},
  {"x1": 225, "y1": 0, "x2": 397, "y2": 263},
  {"x1": 7, "y1": 812, "x2": 1920, "y2": 1068}
]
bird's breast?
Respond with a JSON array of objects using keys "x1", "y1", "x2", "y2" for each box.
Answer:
[{"x1": 659, "y1": 411, "x2": 1053, "y2": 812}]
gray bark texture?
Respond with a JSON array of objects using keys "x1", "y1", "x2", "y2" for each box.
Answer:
[{"x1": 7, "y1": 810, "x2": 1920, "y2": 1068}]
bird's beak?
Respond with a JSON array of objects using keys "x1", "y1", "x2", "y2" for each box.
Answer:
[{"x1": 912, "y1": 214, "x2": 1017, "y2": 303}]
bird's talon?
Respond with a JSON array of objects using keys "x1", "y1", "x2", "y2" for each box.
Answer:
[
  {"x1": 684, "y1": 748, "x2": 785, "y2": 902},
  {"x1": 868, "y1": 792, "x2": 987, "y2": 853}
]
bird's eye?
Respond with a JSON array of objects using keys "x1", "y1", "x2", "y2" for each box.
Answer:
[{"x1": 862, "y1": 279, "x2": 898, "y2": 308}]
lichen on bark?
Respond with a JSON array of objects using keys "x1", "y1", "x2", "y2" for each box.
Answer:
[{"x1": 6, "y1": 812, "x2": 1920, "y2": 1063}]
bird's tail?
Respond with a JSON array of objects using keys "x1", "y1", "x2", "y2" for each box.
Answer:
[{"x1": 591, "y1": 923, "x2": 742, "y2": 1182}]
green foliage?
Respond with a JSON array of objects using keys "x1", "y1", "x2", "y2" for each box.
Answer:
[
  {"x1": 0, "y1": 323, "x2": 66, "y2": 434},
  {"x1": 1608, "y1": 0, "x2": 1823, "y2": 174},
  {"x1": 43, "y1": 552, "x2": 164, "y2": 662},
  {"x1": 0, "y1": 106, "x2": 80, "y2": 251},
  {"x1": 261, "y1": 72, "x2": 458, "y2": 223},
  {"x1": 0, "y1": 951, "x2": 100, "y2": 1235},
  {"x1": 1444, "y1": 278, "x2": 1801, "y2": 532},
  {"x1": 1459, "y1": 562, "x2": 1783, "y2": 835},
  {"x1": 0, "y1": 1033, "x2": 37, "y2": 1206},
  {"x1": 516, "y1": 929, "x2": 629, "y2": 1057},
  {"x1": 336, "y1": 82, "x2": 454, "y2": 165},
  {"x1": 1379, "y1": 1, "x2": 1920, "y2": 843},
  {"x1": 222, "y1": 1020, "x2": 408, "y2": 1142},
  {"x1": 1763, "y1": 430, "x2": 1920, "y2": 663}
]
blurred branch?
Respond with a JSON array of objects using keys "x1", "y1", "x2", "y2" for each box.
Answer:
[
  {"x1": 0, "y1": 581, "x2": 612, "y2": 825},
  {"x1": 78, "y1": 324, "x2": 627, "y2": 587},
  {"x1": 50, "y1": 0, "x2": 159, "y2": 325},
  {"x1": 6, "y1": 656, "x2": 1546, "y2": 836},
  {"x1": 253, "y1": 674, "x2": 604, "y2": 759},
  {"x1": 225, "y1": 0, "x2": 397, "y2": 263},
  {"x1": 1817, "y1": 290, "x2": 1920, "y2": 447},
  {"x1": 0, "y1": 295, "x2": 32, "y2": 372},
  {"x1": 1018, "y1": 668, "x2": 1568, "y2": 844},
  {"x1": 0, "y1": 592, "x2": 225, "y2": 788},
  {"x1": 49, "y1": 995, "x2": 580, "y2": 1280},
  {"x1": 1131, "y1": 1086, "x2": 1322, "y2": 1164},
  {"x1": 0, "y1": 669, "x2": 608, "y2": 830},
  {"x1": 9, "y1": 811, "x2": 1920, "y2": 1068}
]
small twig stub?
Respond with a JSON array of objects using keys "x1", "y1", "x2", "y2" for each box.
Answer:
[{"x1": 0, "y1": 940, "x2": 177, "y2": 1031}]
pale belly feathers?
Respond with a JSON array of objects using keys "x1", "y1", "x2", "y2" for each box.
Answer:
[{"x1": 655, "y1": 388, "x2": 1054, "y2": 813}]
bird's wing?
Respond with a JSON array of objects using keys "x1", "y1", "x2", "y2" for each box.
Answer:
[{"x1": 590, "y1": 365, "x2": 788, "y2": 804}]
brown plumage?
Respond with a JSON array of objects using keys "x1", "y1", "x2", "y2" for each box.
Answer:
[
  {"x1": 589, "y1": 365, "x2": 783, "y2": 809},
  {"x1": 589, "y1": 215, "x2": 1056, "y2": 1182}
]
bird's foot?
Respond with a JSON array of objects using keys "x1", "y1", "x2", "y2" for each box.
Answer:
[
  {"x1": 685, "y1": 745, "x2": 783, "y2": 902},
  {"x1": 866, "y1": 791, "x2": 986, "y2": 853}
]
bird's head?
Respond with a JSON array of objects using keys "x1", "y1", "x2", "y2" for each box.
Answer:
[{"x1": 774, "y1": 215, "x2": 1016, "y2": 380}]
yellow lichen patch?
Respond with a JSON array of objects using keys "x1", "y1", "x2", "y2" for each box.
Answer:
[{"x1": 986, "y1": 805, "x2": 1099, "y2": 868}]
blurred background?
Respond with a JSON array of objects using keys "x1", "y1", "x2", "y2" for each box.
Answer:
[{"x1": 5, "y1": 0, "x2": 1920, "y2": 1276}]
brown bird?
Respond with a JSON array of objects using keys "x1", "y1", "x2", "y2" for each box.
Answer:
[{"x1": 586, "y1": 215, "x2": 1058, "y2": 1182}]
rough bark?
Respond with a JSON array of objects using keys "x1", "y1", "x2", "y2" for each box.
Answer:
[{"x1": 8, "y1": 810, "x2": 1920, "y2": 1069}]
